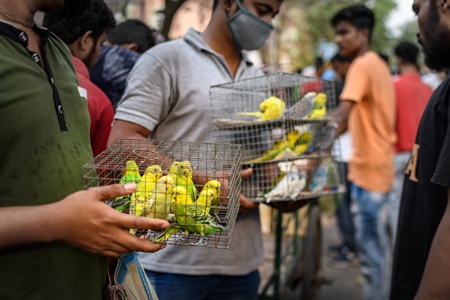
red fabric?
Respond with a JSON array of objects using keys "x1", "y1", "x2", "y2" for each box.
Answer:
[
  {"x1": 394, "y1": 72, "x2": 432, "y2": 153},
  {"x1": 72, "y1": 56, "x2": 114, "y2": 157},
  {"x1": 301, "y1": 80, "x2": 323, "y2": 94}
]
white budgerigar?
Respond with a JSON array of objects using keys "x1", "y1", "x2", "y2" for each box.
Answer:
[
  {"x1": 264, "y1": 163, "x2": 307, "y2": 202},
  {"x1": 284, "y1": 92, "x2": 316, "y2": 119}
]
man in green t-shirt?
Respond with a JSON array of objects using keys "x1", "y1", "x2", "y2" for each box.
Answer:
[{"x1": 0, "y1": 0, "x2": 169, "y2": 298}]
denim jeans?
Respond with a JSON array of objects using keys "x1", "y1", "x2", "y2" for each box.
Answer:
[
  {"x1": 335, "y1": 162, "x2": 357, "y2": 252},
  {"x1": 387, "y1": 152, "x2": 410, "y2": 245},
  {"x1": 145, "y1": 270, "x2": 260, "y2": 300},
  {"x1": 351, "y1": 184, "x2": 390, "y2": 300}
]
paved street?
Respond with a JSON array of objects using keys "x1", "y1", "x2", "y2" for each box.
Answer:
[{"x1": 261, "y1": 215, "x2": 363, "y2": 300}]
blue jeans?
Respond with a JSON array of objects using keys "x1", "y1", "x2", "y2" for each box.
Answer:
[
  {"x1": 351, "y1": 184, "x2": 390, "y2": 300},
  {"x1": 145, "y1": 270, "x2": 260, "y2": 300},
  {"x1": 335, "y1": 162, "x2": 356, "y2": 252},
  {"x1": 387, "y1": 152, "x2": 410, "y2": 245}
]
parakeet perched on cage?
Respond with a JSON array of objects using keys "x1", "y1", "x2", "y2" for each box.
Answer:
[
  {"x1": 172, "y1": 161, "x2": 197, "y2": 201},
  {"x1": 200, "y1": 180, "x2": 221, "y2": 215},
  {"x1": 145, "y1": 175, "x2": 175, "y2": 220},
  {"x1": 264, "y1": 163, "x2": 307, "y2": 202},
  {"x1": 292, "y1": 132, "x2": 313, "y2": 156},
  {"x1": 314, "y1": 122, "x2": 338, "y2": 150},
  {"x1": 246, "y1": 129, "x2": 301, "y2": 163},
  {"x1": 308, "y1": 93, "x2": 327, "y2": 120},
  {"x1": 284, "y1": 92, "x2": 316, "y2": 119},
  {"x1": 236, "y1": 96, "x2": 286, "y2": 121},
  {"x1": 195, "y1": 187, "x2": 217, "y2": 215},
  {"x1": 167, "y1": 161, "x2": 181, "y2": 179},
  {"x1": 112, "y1": 160, "x2": 142, "y2": 212},
  {"x1": 128, "y1": 166, "x2": 163, "y2": 234},
  {"x1": 172, "y1": 186, "x2": 226, "y2": 245},
  {"x1": 152, "y1": 225, "x2": 185, "y2": 243}
]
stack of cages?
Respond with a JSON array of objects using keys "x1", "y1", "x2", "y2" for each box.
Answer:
[
  {"x1": 210, "y1": 72, "x2": 346, "y2": 203},
  {"x1": 82, "y1": 139, "x2": 243, "y2": 248}
]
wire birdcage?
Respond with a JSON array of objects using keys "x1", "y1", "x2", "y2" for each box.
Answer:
[
  {"x1": 82, "y1": 139, "x2": 242, "y2": 249},
  {"x1": 210, "y1": 72, "x2": 346, "y2": 202}
]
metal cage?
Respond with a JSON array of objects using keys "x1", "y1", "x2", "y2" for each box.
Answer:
[
  {"x1": 82, "y1": 139, "x2": 243, "y2": 248},
  {"x1": 210, "y1": 73, "x2": 346, "y2": 202}
]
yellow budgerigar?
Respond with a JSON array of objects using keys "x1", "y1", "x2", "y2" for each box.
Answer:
[
  {"x1": 145, "y1": 175, "x2": 175, "y2": 220},
  {"x1": 308, "y1": 93, "x2": 327, "y2": 120},
  {"x1": 130, "y1": 165, "x2": 162, "y2": 217},
  {"x1": 174, "y1": 161, "x2": 197, "y2": 201},
  {"x1": 247, "y1": 129, "x2": 301, "y2": 163},
  {"x1": 201, "y1": 180, "x2": 221, "y2": 215},
  {"x1": 195, "y1": 187, "x2": 217, "y2": 215},
  {"x1": 237, "y1": 96, "x2": 286, "y2": 121},
  {"x1": 293, "y1": 132, "x2": 313, "y2": 156}
]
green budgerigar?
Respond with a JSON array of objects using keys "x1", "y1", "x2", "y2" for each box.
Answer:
[
  {"x1": 200, "y1": 180, "x2": 221, "y2": 215},
  {"x1": 129, "y1": 165, "x2": 162, "y2": 217},
  {"x1": 246, "y1": 129, "x2": 301, "y2": 163},
  {"x1": 172, "y1": 186, "x2": 226, "y2": 245},
  {"x1": 145, "y1": 175, "x2": 175, "y2": 220},
  {"x1": 112, "y1": 160, "x2": 142, "y2": 212}
]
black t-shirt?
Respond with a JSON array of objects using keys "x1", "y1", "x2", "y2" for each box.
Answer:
[{"x1": 390, "y1": 75, "x2": 450, "y2": 299}]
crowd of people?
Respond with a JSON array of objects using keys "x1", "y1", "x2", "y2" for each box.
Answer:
[{"x1": 1, "y1": 0, "x2": 450, "y2": 300}]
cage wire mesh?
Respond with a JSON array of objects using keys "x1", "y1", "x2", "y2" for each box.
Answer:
[
  {"x1": 210, "y1": 72, "x2": 346, "y2": 202},
  {"x1": 82, "y1": 139, "x2": 242, "y2": 248}
]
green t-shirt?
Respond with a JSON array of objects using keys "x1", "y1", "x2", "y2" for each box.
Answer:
[{"x1": 0, "y1": 22, "x2": 107, "y2": 299}]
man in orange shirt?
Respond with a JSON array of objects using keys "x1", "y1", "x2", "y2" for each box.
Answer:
[
  {"x1": 388, "y1": 42, "x2": 432, "y2": 243},
  {"x1": 332, "y1": 5, "x2": 396, "y2": 300}
]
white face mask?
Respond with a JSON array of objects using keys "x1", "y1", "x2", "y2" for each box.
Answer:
[{"x1": 226, "y1": 0, "x2": 274, "y2": 51}]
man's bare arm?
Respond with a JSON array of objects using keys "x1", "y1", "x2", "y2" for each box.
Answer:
[
  {"x1": 332, "y1": 100, "x2": 355, "y2": 138},
  {"x1": 414, "y1": 188, "x2": 450, "y2": 299},
  {"x1": 0, "y1": 184, "x2": 169, "y2": 257},
  {"x1": 108, "y1": 120, "x2": 151, "y2": 147}
]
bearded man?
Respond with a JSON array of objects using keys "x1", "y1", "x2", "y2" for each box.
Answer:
[{"x1": 390, "y1": 0, "x2": 450, "y2": 299}]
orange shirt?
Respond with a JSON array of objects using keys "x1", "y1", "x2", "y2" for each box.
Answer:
[{"x1": 340, "y1": 51, "x2": 396, "y2": 193}]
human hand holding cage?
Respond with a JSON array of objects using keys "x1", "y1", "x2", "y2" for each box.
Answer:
[{"x1": 83, "y1": 139, "x2": 243, "y2": 248}]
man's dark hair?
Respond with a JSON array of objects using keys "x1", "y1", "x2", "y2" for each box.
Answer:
[
  {"x1": 394, "y1": 42, "x2": 419, "y2": 65},
  {"x1": 213, "y1": 0, "x2": 220, "y2": 11},
  {"x1": 331, "y1": 52, "x2": 351, "y2": 63},
  {"x1": 314, "y1": 56, "x2": 324, "y2": 69},
  {"x1": 107, "y1": 19, "x2": 155, "y2": 53},
  {"x1": 331, "y1": 5, "x2": 375, "y2": 41},
  {"x1": 44, "y1": 0, "x2": 115, "y2": 46}
]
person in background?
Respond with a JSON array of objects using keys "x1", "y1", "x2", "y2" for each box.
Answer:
[
  {"x1": 90, "y1": 19, "x2": 156, "y2": 109},
  {"x1": 107, "y1": 0, "x2": 301, "y2": 299},
  {"x1": 388, "y1": 41, "x2": 432, "y2": 244},
  {"x1": 328, "y1": 52, "x2": 357, "y2": 269},
  {"x1": 105, "y1": 19, "x2": 155, "y2": 54},
  {"x1": 332, "y1": 5, "x2": 396, "y2": 300},
  {"x1": 44, "y1": 0, "x2": 116, "y2": 157},
  {"x1": 390, "y1": 0, "x2": 450, "y2": 298},
  {"x1": 0, "y1": 0, "x2": 168, "y2": 298}
]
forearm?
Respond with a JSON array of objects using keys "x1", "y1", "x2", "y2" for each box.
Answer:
[
  {"x1": 415, "y1": 193, "x2": 450, "y2": 299},
  {"x1": 0, "y1": 204, "x2": 57, "y2": 250}
]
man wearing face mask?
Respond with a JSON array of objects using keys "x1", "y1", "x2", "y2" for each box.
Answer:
[
  {"x1": 0, "y1": 0, "x2": 170, "y2": 299},
  {"x1": 108, "y1": 0, "x2": 283, "y2": 299}
]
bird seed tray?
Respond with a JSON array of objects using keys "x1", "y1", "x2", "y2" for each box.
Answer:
[{"x1": 82, "y1": 139, "x2": 243, "y2": 249}]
